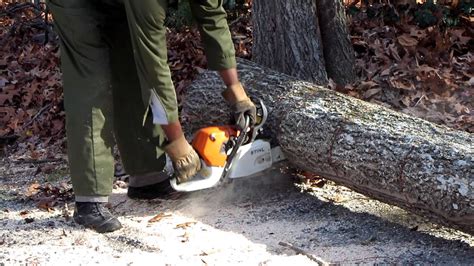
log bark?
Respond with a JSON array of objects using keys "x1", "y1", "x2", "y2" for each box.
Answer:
[{"x1": 181, "y1": 59, "x2": 474, "y2": 234}]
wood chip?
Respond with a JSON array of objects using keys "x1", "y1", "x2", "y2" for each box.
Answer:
[
  {"x1": 175, "y1": 221, "x2": 197, "y2": 229},
  {"x1": 148, "y1": 213, "x2": 172, "y2": 223},
  {"x1": 180, "y1": 231, "x2": 191, "y2": 243}
]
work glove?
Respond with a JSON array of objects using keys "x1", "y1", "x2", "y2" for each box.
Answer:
[
  {"x1": 222, "y1": 82, "x2": 257, "y2": 130},
  {"x1": 164, "y1": 134, "x2": 201, "y2": 184}
]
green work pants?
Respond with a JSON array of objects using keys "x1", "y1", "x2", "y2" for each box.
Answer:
[{"x1": 47, "y1": 0, "x2": 236, "y2": 201}]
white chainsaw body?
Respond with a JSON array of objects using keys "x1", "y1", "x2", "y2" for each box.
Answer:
[
  {"x1": 169, "y1": 159, "x2": 224, "y2": 192},
  {"x1": 169, "y1": 139, "x2": 281, "y2": 192},
  {"x1": 227, "y1": 139, "x2": 272, "y2": 178},
  {"x1": 169, "y1": 100, "x2": 285, "y2": 192}
]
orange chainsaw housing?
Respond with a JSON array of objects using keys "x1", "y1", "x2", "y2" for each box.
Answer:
[{"x1": 191, "y1": 126, "x2": 238, "y2": 167}]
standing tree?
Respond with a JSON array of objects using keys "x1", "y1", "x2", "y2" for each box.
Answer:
[{"x1": 252, "y1": 0, "x2": 356, "y2": 85}]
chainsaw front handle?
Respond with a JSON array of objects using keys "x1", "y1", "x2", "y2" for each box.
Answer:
[{"x1": 248, "y1": 99, "x2": 268, "y2": 142}]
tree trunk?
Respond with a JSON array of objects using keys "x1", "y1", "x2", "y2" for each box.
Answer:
[
  {"x1": 252, "y1": 0, "x2": 356, "y2": 85},
  {"x1": 181, "y1": 59, "x2": 474, "y2": 234},
  {"x1": 252, "y1": 0, "x2": 328, "y2": 84},
  {"x1": 316, "y1": 0, "x2": 357, "y2": 85}
]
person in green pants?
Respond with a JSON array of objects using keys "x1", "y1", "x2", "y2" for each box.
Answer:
[{"x1": 47, "y1": 0, "x2": 256, "y2": 233}]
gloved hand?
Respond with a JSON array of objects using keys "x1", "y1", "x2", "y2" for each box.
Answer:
[
  {"x1": 222, "y1": 82, "x2": 257, "y2": 130},
  {"x1": 164, "y1": 134, "x2": 201, "y2": 184}
]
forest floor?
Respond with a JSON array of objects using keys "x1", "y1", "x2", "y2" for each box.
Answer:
[
  {"x1": 1, "y1": 2, "x2": 473, "y2": 265},
  {"x1": 1, "y1": 160, "x2": 473, "y2": 265}
]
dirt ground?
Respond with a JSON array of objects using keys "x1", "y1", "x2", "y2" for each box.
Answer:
[{"x1": 1, "y1": 160, "x2": 473, "y2": 265}]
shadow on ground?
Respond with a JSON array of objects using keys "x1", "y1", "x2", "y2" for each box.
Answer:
[{"x1": 109, "y1": 168, "x2": 474, "y2": 264}]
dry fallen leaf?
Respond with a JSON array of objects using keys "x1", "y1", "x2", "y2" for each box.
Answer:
[
  {"x1": 180, "y1": 231, "x2": 191, "y2": 243},
  {"x1": 175, "y1": 221, "x2": 197, "y2": 229},
  {"x1": 409, "y1": 27, "x2": 427, "y2": 39},
  {"x1": 450, "y1": 29, "x2": 471, "y2": 46},
  {"x1": 299, "y1": 171, "x2": 327, "y2": 189},
  {"x1": 397, "y1": 34, "x2": 418, "y2": 47},
  {"x1": 148, "y1": 213, "x2": 172, "y2": 223},
  {"x1": 25, "y1": 183, "x2": 41, "y2": 197},
  {"x1": 37, "y1": 197, "x2": 56, "y2": 212},
  {"x1": 363, "y1": 87, "x2": 382, "y2": 99},
  {"x1": 467, "y1": 77, "x2": 474, "y2": 86},
  {"x1": 357, "y1": 80, "x2": 379, "y2": 91}
]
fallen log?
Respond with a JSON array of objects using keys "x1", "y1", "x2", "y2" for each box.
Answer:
[{"x1": 181, "y1": 59, "x2": 473, "y2": 234}]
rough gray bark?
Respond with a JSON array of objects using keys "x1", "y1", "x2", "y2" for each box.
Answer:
[
  {"x1": 252, "y1": 0, "x2": 328, "y2": 84},
  {"x1": 316, "y1": 0, "x2": 357, "y2": 85},
  {"x1": 182, "y1": 59, "x2": 474, "y2": 234}
]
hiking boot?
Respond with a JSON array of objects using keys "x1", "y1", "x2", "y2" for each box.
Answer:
[
  {"x1": 127, "y1": 179, "x2": 181, "y2": 200},
  {"x1": 73, "y1": 202, "x2": 122, "y2": 233}
]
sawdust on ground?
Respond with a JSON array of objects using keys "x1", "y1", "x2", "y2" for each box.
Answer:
[{"x1": 1, "y1": 164, "x2": 473, "y2": 265}]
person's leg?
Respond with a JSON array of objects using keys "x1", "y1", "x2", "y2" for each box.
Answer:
[
  {"x1": 122, "y1": 0, "x2": 201, "y2": 186},
  {"x1": 47, "y1": 0, "x2": 120, "y2": 232},
  {"x1": 123, "y1": 0, "x2": 178, "y2": 126},
  {"x1": 103, "y1": 2, "x2": 174, "y2": 198}
]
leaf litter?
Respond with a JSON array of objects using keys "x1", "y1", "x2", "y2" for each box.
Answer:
[{"x1": 344, "y1": 4, "x2": 473, "y2": 132}]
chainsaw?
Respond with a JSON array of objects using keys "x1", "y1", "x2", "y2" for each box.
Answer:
[{"x1": 169, "y1": 100, "x2": 285, "y2": 192}]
